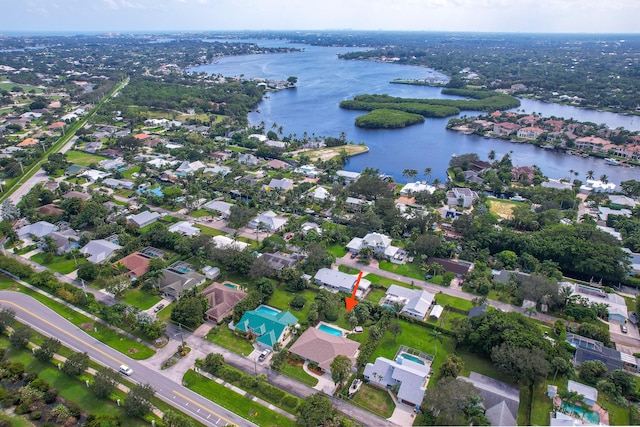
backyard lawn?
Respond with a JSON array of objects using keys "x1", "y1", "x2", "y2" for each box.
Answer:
[
  {"x1": 122, "y1": 165, "x2": 140, "y2": 179},
  {"x1": 327, "y1": 244, "x2": 347, "y2": 258},
  {"x1": 195, "y1": 224, "x2": 226, "y2": 236},
  {"x1": 66, "y1": 150, "x2": 108, "y2": 166},
  {"x1": 364, "y1": 286, "x2": 386, "y2": 305},
  {"x1": 268, "y1": 288, "x2": 318, "y2": 325},
  {"x1": 350, "y1": 383, "x2": 397, "y2": 419},
  {"x1": 206, "y1": 325, "x2": 254, "y2": 355},
  {"x1": 183, "y1": 370, "x2": 295, "y2": 427},
  {"x1": 30, "y1": 252, "x2": 87, "y2": 274},
  {"x1": 378, "y1": 260, "x2": 425, "y2": 281},
  {"x1": 121, "y1": 287, "x2": 161, "y2": 310}
]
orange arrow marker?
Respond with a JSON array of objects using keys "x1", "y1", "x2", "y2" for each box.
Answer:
[{"x1": 345, "y1": 271, "x2": 363, "y2": 312}]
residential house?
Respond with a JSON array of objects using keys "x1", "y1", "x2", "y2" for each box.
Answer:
[
  {"x1": 36, "y1": 204, "x2": 64, "y2": 218},
  {"x1": 127, "y1": 211, "x2": 161, "y2": 228},
  {"x1": 102, "y1": 178, "x2": 135, "y2": 190},
  {"x1": 399, "y1": 182, "x2": 436, "y2": 197},
  {"x1": 265, "y1": 159, "x2": 291, "y2": 170},
  {"x1": 265, "y1": 140, "x2": 285, "y2": 149},
  {"x1": 260, "y1": 252, "x2": 305, "y2": 271},
  {"x1": 114, "y1": 252, "x2": 153, "y2": 280},
  {"x1": 80, "y1": 169, "x2": 109, "y2": 183},
  {"x1": 248, "y1": 211, "x2": 288, "y2": 232},
  {"x1": 211, "y1": 151, "x2": 231, "y2": 162},
  {"x1": 541, "y1": 179, "x2": 573, "y2": 190},
  {"x1": 212, "y1": 235, "x2": 249, "y2": 251},
  {"x1": 233, "y1": 308, "x2": 298, "y2": 349},
  {"x1": 575, "y1": 136, "x2": 609, "y2": 152},
  {"x1": 301, "y1": 222, "x2": 322, "y2": 235},
  {"x1": 427, "y1": 257, "x2": 473, "y2": 278},
  {"x1": 560, "y1": 282, "x2": 628, "y2": 323},
  {"x1": 45, "y1": 229, "x2": 79, "y2": 255},
  {"x1": 335, "y1": 170, "x2": 361, "y2": 185},
  {"x1": 84, "y1": 141, "x2": 102, "y2": 153},
  {"x1": 203, "y1": 200, "x2": 234, "y2": 218},
  {"x1": 17, "y1": 221, "x2": 58, "y2": 240},
  {"x1": 157, "y1": 261, "x2": 206, "y2": 299},
  {"x1": 314, "y1": 268, "x2": 371, "y2": 297},
  {"x1": 381, "y1": 285, "x2": 435, "y2": 320},
  {"x1": 202, "y1": 165, "x2": 231, "y2": 176},
  {"x1": 175, "y1": 160, "x2": 205, "y2": 176},
  {"x1": 346, "y1": 232, "x2": 407, "y2": 264},
  {"x1": 289, "y1": 327, "x2": 360, "y2": 373},
  {"x1": 202, "y1": 266, "x2": 221, "y2": 280},
  {"x1": 567, "y1": 333, "x2": 625, "y2": 372},
  {"x1": 345, "y1": 197, "x2": 371, "y2": 211},
  {"x1": 201, "y1": 283, "x2": 247, "y2": 323},
  {"x1": 308, "y1": 186, "x2": 333, "y2": 202},
  {"x1": 363, "y1": 354, "x2": 431, "y2": 407},
  {"x1": 493, "y1": 122, "x2": 521, "y2": 136},
  {"x1": 609, "y1": 195, "x2": 638, "y2": 209},
  {"x1": 460, "y1": 372, "x2": 520, "y2": 427},
  {"x1": 516, "y1": 126, "x2": 544, "y2": 140},
  {"x1": 168, "y1": 221, "x2": 201, "y2": 237},
  {"x1": 264, "y1": 178, "x2": 294, "y2": 191},
  {"x1": 238, "y1": 153, "x2": 259, "y2": 166},
  {"x1": 80, "y1": 239, "x2": 122, "y2": 264},
  {"x1": 446, "y1": 188, "x2": 478, "y2": 208},
  {"x1": 468, "y1": 304, "x2": 488, "y2": 319},
  {"x1": 62, "y1": 191, "x2": 91, "y2": 201},
  {"x1": 568, "y1": 380, "x2": 598, "y2": 407},
  {"x1": 99, "y1": 158, "x2": 126, "y2": 171},
  {"x1": 295, "y1": 164, "x2": 320, "y2": 178},
  {"x1": 511, "y1": 166, "x2": 535, "y2": 182}
]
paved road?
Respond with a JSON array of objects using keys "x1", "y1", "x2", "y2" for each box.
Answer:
[{"x1": 0, "y1": 291, "x2": 255, "y2": 427}]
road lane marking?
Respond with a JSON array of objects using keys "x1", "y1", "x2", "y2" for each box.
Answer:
[
  {"x1": 0, "y1": 299, "x2": 123, "y2": 365},
  {"x1": 172, "y1": 390, "x2": 236, "y2": 427}
]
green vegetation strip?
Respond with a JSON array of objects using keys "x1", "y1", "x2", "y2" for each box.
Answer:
[
  {"x1": 183, "y1": 370, "x2": 296, "y2": 427},
  {"x1": 0, "y1": 279, "x2": 154, "y2": 359},
  {"x1": 354, "y1": 109, "x2": 425, "y2": 129}
]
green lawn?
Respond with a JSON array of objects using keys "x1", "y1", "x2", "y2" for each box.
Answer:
[
  {"x1": 433, "y1": 293, "x2": 473, "y2": 312},
  {"x1": 338, "y1": 265, "x2": 360, "y2": 274},
  {"x1": 268, "y1": 289, "x2": 318, "y2": 325},
  {"x1": 66, "y1": 150, "x2": 108, "y2": 166},
  {"x1": 183, "y1": 370, "x2": 295, "y2": 427},
  {"x1": 190, "y1": 209, "x2": 211, "y2": 218},
  {"x1": 364, "y1": 286, "x2": 387, "y2": 305},
  {"x1": 279, "y1": 360, "x2": 318, "y2": 387},
  {"x1": 378, "y1": 261, "x2": 425, "y2": 280},
  {"x1": 121, "y1": 287, "x2": 161, "y2": 310},
  {"x1": 30, "y1": 252, "x2": 86, "y2": 274},
  {"x1": 122, "y1": 165, "x2": 140, "y2": 179},
  {"x1": 365, "y1": 273, "x2": 415, "y2": 289},
  {"x1": 350, "y1": 383, "x2": 396, "y2": 418},
  {"x1": 327, "y1": 244, "x2": 347, "y2": 258},
  {"x1": 205, "y1": 326, "x2": 254, "y2": 355},
  {"x1": 195, "y1": 224, "x2": 226, "y2": 236},
  {"x1": 458, "y1": 350, "x2": 506, "y2": 381}
]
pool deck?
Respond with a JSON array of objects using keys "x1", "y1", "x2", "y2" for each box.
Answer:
[
  {"x1": 316, "y1": 321, "x2": 351, "y2": 336},
  {"x1": 553, "y1": 396, "x2": 609, "y2": 425}
]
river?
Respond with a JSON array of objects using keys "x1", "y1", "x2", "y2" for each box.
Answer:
[{"x1": 190, "y1": 39, "x2": 640, "y2": 186}]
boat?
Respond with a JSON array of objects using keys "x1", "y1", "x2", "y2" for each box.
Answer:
[{"x1": 604, "y1": 158, "x2": 621, "y2": 166}]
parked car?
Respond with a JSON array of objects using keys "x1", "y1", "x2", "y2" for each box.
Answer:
[
  {"x1": 153, "y1": 303, "x2": 165, "y2": 313},
  {"x1": 258, "y1": 349, "x2": 271, "y2": 362},
  {"x1": 620, "y1": 324, "x2": 628, "y2": 334},
  {"x1": 350, "y1": 252, "x2": 357, "y2": 259}
]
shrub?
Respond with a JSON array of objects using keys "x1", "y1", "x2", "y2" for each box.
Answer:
[
  {"x1": 290, "y1": 295, "x2": 307, "y2": 310},
  {"x1": 30, "y1": 411, "x2": 42, "y2": 420},
  {"x1": 15, "y1": 402, "x2": 30, "y2": 415},
  {"x1": 282, "y1": 394, "x2": 299, "y2": 410}
]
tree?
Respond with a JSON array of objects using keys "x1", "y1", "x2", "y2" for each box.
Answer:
[
  {"x1": 330, "y1": 355, "x2": 352, "y2": 389},
  {"x1": 608, "y1": 369, "x2": 634, "y2": 396},
  {"x1": 227, "y1": 205, "x2": 255, "y2": 229},
  {"x1": 389, "y1": 321, "x2": 402, "y2": 343},
  {"x1": 586, "y1": 170, "x2": 595, "y2": 180},
  {"x1": 551, "y1": 356, "x2": 573, "y2": 382},
  {"x1": 104, "y1": 275, "x2": 131, "y2": 298},
  {"x1": 77, "y1": 262, "x2": 99, "y2": 281},
  {"x1": 170, "y1": 289, "x2": 207, "y2": 329},
  {"x1": 578, "y1": 360, "x2": 608, "y2": 386},
  {"x1": 402, "y1": 168, "x2": 418, "y2": 182},
  {"x1": 163, "y1": 410, "x2": 195, "y2": 427},
  {"x1": 296, "y1": 393, "x2": 337, "y2": 427},
  {"x1": 124, "y1": 383, "x2": 155, "y2": 418},
  {"x1": 34, "y1": 337, "x2": 60, "y2": 362},
  {"x1": 203, "y1": 353, "x2": 225, "y2": 375},
  {"x1": 491, "y1": 343, "x2": 549, "y2": 396},
  {"x1": 91, "y1": 367, "x2": 118, "y2": 398},
  {"x1": 9, "y1": 325, "x2": 31, "y2": 349},
  {"x1": 596, "y1": 379, "x2": 617, "y2": 413},
  {"x1": 439, "y1": 354, "x2": 464, "y2": 378},
  {"x1": 0, "y1": 307, "x2": 16, "y2": 333},
  {"x1": 62, "y1": 351, "x2": 89, "y2": 376},
  {"x1": 420, "y1": 377, "x2": 483, "y2": 426},
  {"x1": 429, "y1": 329, "x2": 443, "y2": 358}
]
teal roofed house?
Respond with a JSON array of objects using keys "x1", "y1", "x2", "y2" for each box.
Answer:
[{"x1": 234, "y1": 309, "x2": 298, "y2": 349}]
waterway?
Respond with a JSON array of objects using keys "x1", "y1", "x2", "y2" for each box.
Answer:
[{"x1": 190, "y1": 39, "x2": 640, "y2": 185}]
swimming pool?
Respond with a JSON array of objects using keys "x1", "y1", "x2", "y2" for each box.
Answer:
[
  {"x1": 560, "y1": 402, "x2": 600, "y2": 424},
  {"x1": 255, "y1": 305, "x2": 280, "y2": 316},
  {"x1": 317, "y1": 324, "x2": 343, "y2": 337},
  {"x1": 398, "y1": 353, "x2": 425, "y2": 365},
  {"x1": 223, "y1": 283, "x2": 239, "y2": 290}
]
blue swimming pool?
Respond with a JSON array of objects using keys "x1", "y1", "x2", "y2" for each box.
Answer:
[
  {"x1": 560, "y1": 402, "x2": 600, "y2": 424},
  {"x1": 399, "y1": 353, "x2": 425, "y2": 365},
  {"x1": 255, "y1": 305, "x2": 280, "y2": 316},
  {"x1": 318, "y1": 324, "x2": 343, "y2": 337},
  {"x1": 224, "y1": 283, "x2": 239, "y2": 290}
]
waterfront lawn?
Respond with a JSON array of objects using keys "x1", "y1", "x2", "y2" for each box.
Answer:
[
  {"x1": 121, "y1": 287, "x2": 161, "y2": 310},
  {"x1": 66, "y1": 150, "x2": 108, "y2": 166},
  {"x1": 30, "y1": 252, "x2": 86, "y2": 274},
  {"x1": 205, "y1": 326, "x2": 254, "y2": 355},
  {"x1": 350, "y1": 383, "x2": 396, "y2": 419},
  {"x1": 327, "y1": 244, "x2": 347, "y2": 258},
  {"x1": 433, "y1": 293, "x2": 473, "y2": 312},
  {"x1": 378, "y1": 260, "x2": 424, "y2": 281},
  {"x1": 183, "y1": 370, "x2": 296, "y2": 427},
  {"x1": 279, "y1": 360, "x2": 318, "y2": 387},
  {"x1": 195, "y1": 224, "x2": 226, "y2": 236}
]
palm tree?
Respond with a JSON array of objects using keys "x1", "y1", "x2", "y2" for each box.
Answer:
[
  {"x1": 424, "y1": 167, "x2": 432, "y2": 181},
  {"x1": 525, "y1": 306, "x2": 537, "y2": 317},
  {"x1": 429, "y1": 329, "x2": 443, "y2": 358},
  {"x1": 488, "y1": 150, "x2": 496, "y2": 161},
  {"x1": 586, "y1": 170, "x2": 595, "y2": 180},
  {"x1": 559, "y1": 285, "x2": 575, "y2": 307},
  {"x1": 600, "y1": 174, "x2": 609, "y2": 184}
]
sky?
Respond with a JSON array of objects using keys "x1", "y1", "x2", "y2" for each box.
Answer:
[{"x1": 4, "y1": 0, "x2": 639, "y2": 34}]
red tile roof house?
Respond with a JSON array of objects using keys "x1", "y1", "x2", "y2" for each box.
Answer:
[
  {"x1": 288, "y1": 327, "x2": 360, "y2": 373},
  {"x1": 114, "y1": 252, "x2": 151, "y2": 279},
  {"x1": 516, "y1": 126, "x2": 544, "y2": 140},
  {"x1": 201, "y1": 283, "x2": 247, "y2": 323},
  {"x1": 492, "y1": 122, "x2": 521, "y2": 136}
]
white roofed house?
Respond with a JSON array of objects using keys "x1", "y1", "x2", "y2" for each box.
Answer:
[
  {"x1": 127, "y1": 210, "x2": 161, "y2": 228},
  {"x1": 446, "y1": 187, "x2": 478, "y2": 208},
  {"x1": 175, "y1": 160, "x2": 205, "y2": 176},
  {"x1": 203, "y1": 200, "x2": 234, "y2": 218},
  {"x1": 17, "y1": 221, "x2": 58, "y2": 240},
  {"x1": 346, "y1": 232, "x2": 407, "y2": 264},
  {"x1": 168, "y1": 221, "x2": 201, "y2": 237},
  {"x1": 382, "y1": 284, "x2": 435, "y2": 320},
  {"x1": 561, "y1": 282, "x2": 628, "y2": 323},
  {"x1": 264, "y1": 178, "x2": 294, "y2": 191},
  {"x1": 80, "y1": 239, "x2": 122, "y2": 264},
  {"x1": 308, "y1": 186, "x2": 333, "y2": 202},
  {"x1": 238, "y1": 153, "x2": 259, "y2": 166},
  {"x1": 399, "y1": 182, "x2": 436, "y2": 197},
  {"x1": 314, "y1": 268, "x2": 371, "y2": 298},
  {"x1": 335, "y1": 170, "x2": 361, "y2": 185},
  {"x1": 212, "y1": 235, "x2": 249, "y2": 251},
  {"x1": 248, "y1": 211, "x2": 288, "y2": 233}
]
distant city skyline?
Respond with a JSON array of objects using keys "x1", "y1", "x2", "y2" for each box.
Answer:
[{"x1": 4, "y1": 0, "x2": 639, "y2": 34}]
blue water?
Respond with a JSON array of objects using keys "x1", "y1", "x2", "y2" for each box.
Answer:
[
  {"x1": 176, "y1": 267, "x2": 190, "y2": 273},
  {"x1": 318, "y1": 324, "x2": 343, "y2": 337},
  {"x1": 189, "y1": 40, "x2": 640, "y2": 186},
  {"x1": 399, "y1": 353, "x2": 425, "y2": 365},
  {"x1": 256, "y1": 305, "x2": 280, "y2": 316},
  {"x1": 561, "y1": 402, "x2": 600, "y2": 424},
  {"x1": 224, "y1": 283, "x2": 239, "y2": 289}
]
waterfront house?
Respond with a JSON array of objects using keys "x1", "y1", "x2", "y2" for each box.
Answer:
[
  {"x1": 289, "y1": 327, "x2": 360, "y2": 373},
  {"x1": 201, "y1": 283, "x2": 247, "y2": 323},
  {"x1": 233, "y1": 309, "x2": 298, "y2": 349},
  {"x1": 493, "y1": 122, "x2": 521, "y2": 136},
  {"x1": 574, "y1": 136, "x2": 609, "y2": 152},
  {"x1": 399, "y1": 182, "x2": 436, "y2": 197},
  {"x1": 446, "y1": 188, "x2": 478, "y2": 208},
  {"x1": 335, "y1": 170, "x2": 361, "y2": 185},
  {"x1": 516, "y1": 126, "x2": 544, "y2": 140}
]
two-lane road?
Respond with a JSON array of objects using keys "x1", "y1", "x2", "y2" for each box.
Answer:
[{"x1": 0, "y1": 291, "x2": 255, "y2": 427}]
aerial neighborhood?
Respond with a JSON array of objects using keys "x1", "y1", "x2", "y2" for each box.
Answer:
[{"x1": 0, "y1": 30, "x2": 639, "y2": 427}]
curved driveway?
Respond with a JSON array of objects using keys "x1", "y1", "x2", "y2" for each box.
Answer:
[{"x1": 0, "y1": 291, "x2": 255, "y2": 427}]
